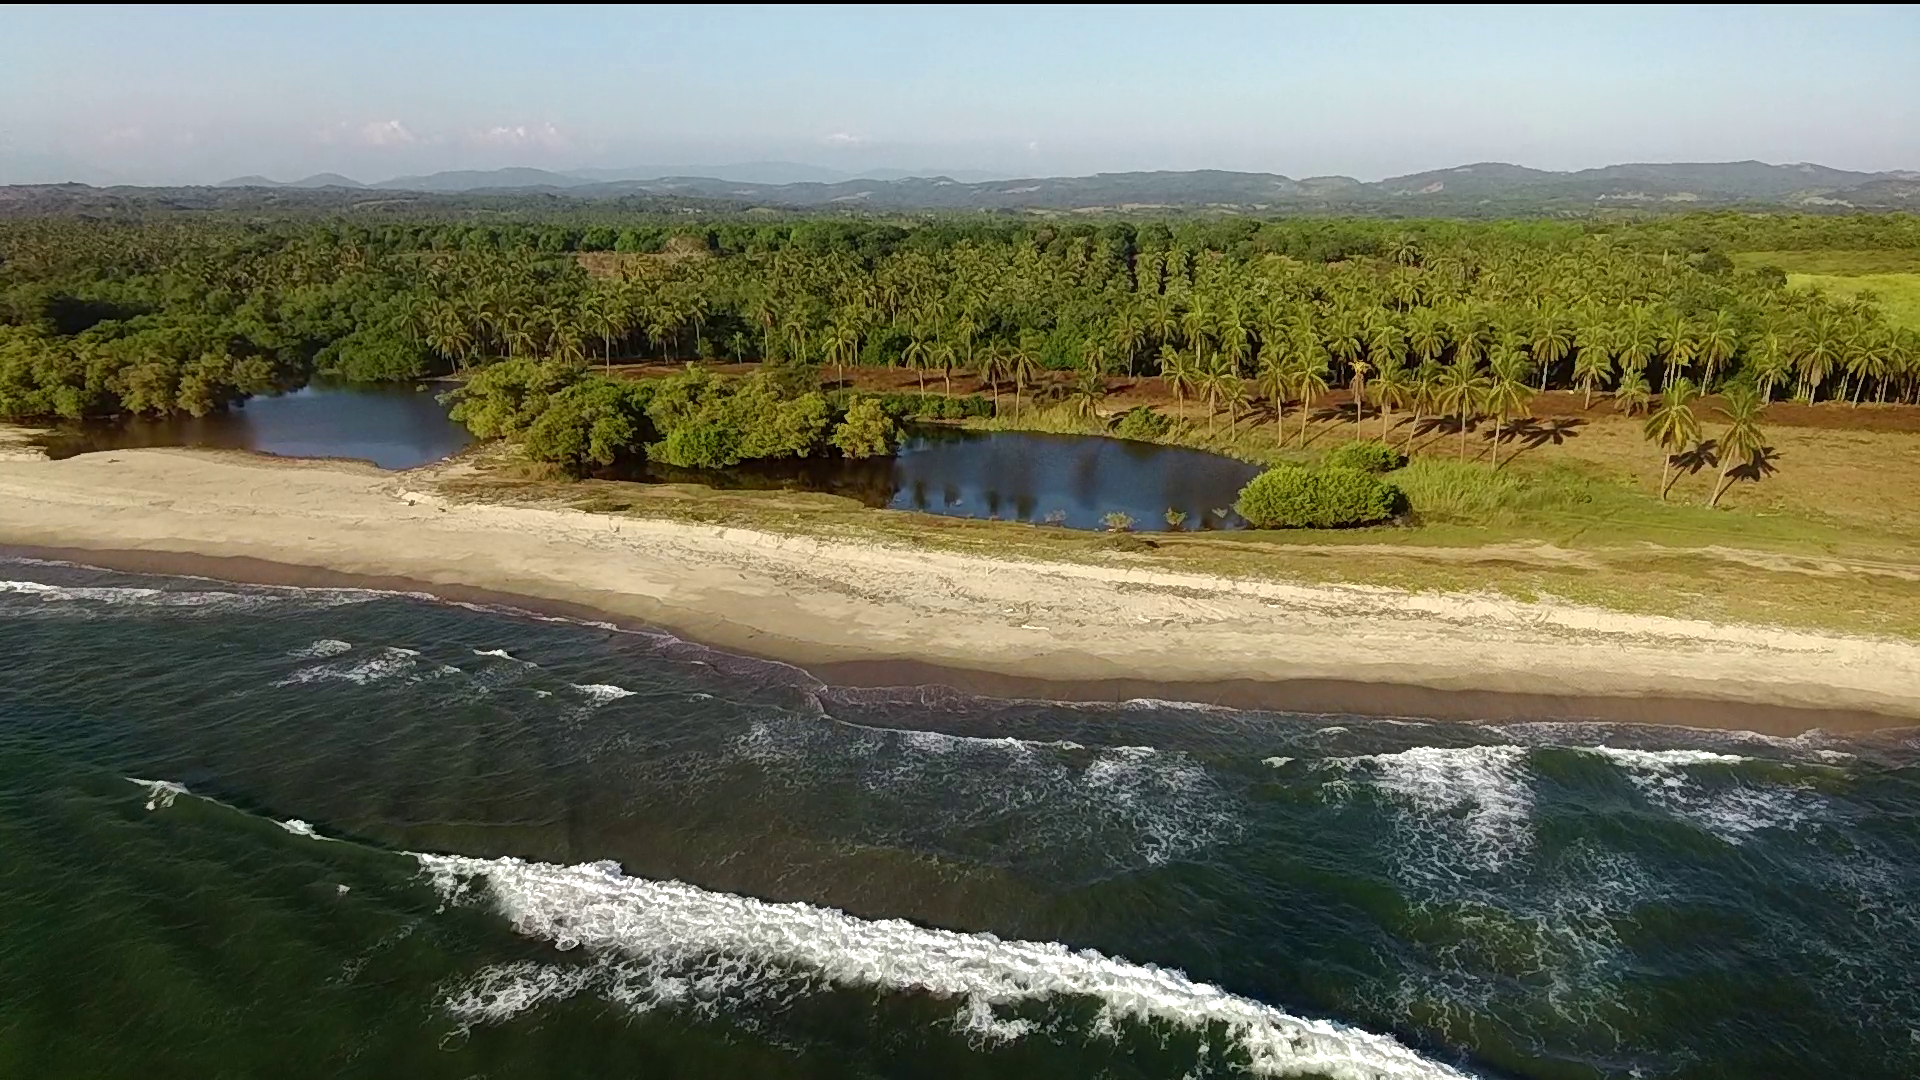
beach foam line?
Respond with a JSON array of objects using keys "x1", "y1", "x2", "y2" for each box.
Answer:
[
  {"x1": 417, "y1": 854, "x2": 1475, "y2": 1079},
  {"x1": 0, "y1": 577, "x2": 383, "y2": 612}
]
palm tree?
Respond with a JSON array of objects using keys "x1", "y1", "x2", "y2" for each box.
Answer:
[
  {"x1": 1436, "y1": 357, "x2": 1491, "y2": 462},
  {"x1": 1110, "y1": 308, "x2": 1146, "y2": 374},
  {"x1": 1218, "y1": 373, "x2": 1249, "y2": 437},
  {"x1": 1571, "y1": 336, "x2": 1614, "y2": 409},
  {"x1": 1658, "y1": 313, "x2": 1698, "y2": 390},
  {"x1": 1257, "y1": 348, "x2": 1290, "y2": 445},
  {"x1": 1696, "y1": 311, "x2": 1740, "y2": 390},
  {"x1": 1008, "y1": 334, "x2": 1042, "y2": 415},
  {"x1": 1644, "y1": 378, "x2": 1702, "y2": 501},
  {"x1": 1750, "y1": 331, "x2": 1791, "y2": 403},
  {"x1": 1068, "y1": 367, "x2": 1107, "y2": 420},
  {"x1": 1371, "y1": 360, "x2": 1416, "y2": 441},
  {"x1": 1198, "y1": 359, "x2": 1231, "y2": 436},
  {"x1": 828, "y1": 319, "x2": 861, "y2": 388},
  {"x1": 1708, "y1": 384, "x2": 1766, "y2": 508},
  {"x1": 979, "y1": 345, "x2": 1009, "y2": 416},
  {"x1": 1613, "y1": 368, "x2": 1653, "y2": 417},
  {"x1": 1482, "y1": 348, "x2": 1536, "y2": 472},
  {"x1": 1616, "y1": 309, "x2": 1658, "y2": 385},
  {"x1": 1159, "y1": 345, "x2": 1199, "y2": 413},
  {"x1": 1348, "y1": 357, "x2": 1373, "y2": 425},
  {"x1": 933, "y1": 341, "x2": 959, "y2": 397},
  {"x1": 902, "y1": 329, "x2": 931, "y2": 393},
  {"x1": 1528, "y1": 313, "x2": 1574, "y2": 390},
  {"x1": 1288, "y1": 350, "x2": 1332, "y2": 446},
  {"x1": 1406, "y1": 307, "x2": 1447, "y2": 366}
]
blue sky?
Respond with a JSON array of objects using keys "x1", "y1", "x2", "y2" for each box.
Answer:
[{"x1": 3, "y1": 5, "x2": 1916, "y2": 184}]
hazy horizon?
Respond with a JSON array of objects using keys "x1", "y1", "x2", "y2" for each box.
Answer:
[{"x1": 4, "y1": 6, "x2": 1917, "y2": 186}]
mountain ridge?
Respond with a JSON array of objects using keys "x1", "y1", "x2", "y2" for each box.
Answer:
[
  {"x1": 14, "y1": 159, "x2": 1915, "y2": 217},
  {"x1": 196, "y1": 159, "x2": 1914, "y2": 210}
]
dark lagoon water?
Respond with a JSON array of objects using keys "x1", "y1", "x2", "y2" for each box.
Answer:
[
  {"x1": 38, "y1": 380, "x2": 473, "y2": 470},
  {"x1": 639, "y1": 429, "x2": 1265, "y2": 532},
  {"x1": 3, "y1": 555, "x2": 1918, "y2": 1079}
]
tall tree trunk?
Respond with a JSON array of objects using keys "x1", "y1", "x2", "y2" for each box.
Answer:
[
  {"x1": 1458, "y1": 409, "x2": 1469, "y2": 462},
  {"x1": 1709, "y1": 453, "x2": 1735, "y2": 508},
  {"x1": 1490, "y1": 416, "x2": 1502, "y2": 473},
  {"x1": 1659, "y1": 455, "x2": 1673, "y2": 501}
]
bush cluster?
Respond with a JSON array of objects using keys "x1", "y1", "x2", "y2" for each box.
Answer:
[
  {"x1": 1324, "y1": 439, "x2": 1407, "y2": 474},
  {"x1": 447, "y1": 360, "x2": 900, "y2": 474},
  {"x1": 1234, "y1": 465, "x2": 1402, "y2": 529},
  {"x1": 1112, "y1": 405, "x2": 1173, "y2": 442},
  {"x1": 859, "y1": 391, "x2": 995, "y2": 423}
]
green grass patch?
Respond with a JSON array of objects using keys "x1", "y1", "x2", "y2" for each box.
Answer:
[
  {"x1": 1730, "y1": 249, "x2": 1920, "y2": 276},
  {"x1": 1785, "y1": 272, "x2": 1920, "y2": 330}
]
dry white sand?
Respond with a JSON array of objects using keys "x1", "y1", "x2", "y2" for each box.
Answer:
[{"x1": 3, "y1": 446, "x2": 1919, "y2": 726}]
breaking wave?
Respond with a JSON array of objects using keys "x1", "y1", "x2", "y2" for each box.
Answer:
[{"x1": 420, "y1": 854, "x2": 1474, "y2": 1080}]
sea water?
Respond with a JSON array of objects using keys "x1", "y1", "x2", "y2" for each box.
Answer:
[{"x1": 1, "y1": 556, "x2": 1915, "y2": 1079}]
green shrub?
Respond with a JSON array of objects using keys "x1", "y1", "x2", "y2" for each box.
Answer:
[
  {"x1": 859, "y1": 391, "x2": 994, "y2": 422},
  {"x1": 445, "y1": 358, "x2": 585, "y2": 439},
  {"x1": 1391, "y1": 458, "x2": 1598, "y2": 523},
  {"x1": 1113, "y1": 405, "x2": 1172, "y2": 442},
  {"x1": 1325, "y1": 439, "x2": 1407, "y2": 474},
  {"x1": 1235, "y1": 465, "x2": 1401, "y2": 529},
  {"x1": 523, "y1": 378, "x2": 656, "y2": 473},
  {"x1": 830, "y1": 396, "x2": 900, "y2": 459},
  {"x1": 653, "y1": 419, "x2": 745, "y2": 469}
]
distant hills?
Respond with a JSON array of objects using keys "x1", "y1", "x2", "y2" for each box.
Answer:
[
  {"x1": 197, "y1": 160, "x2": 1920, "y2": 212},
  {"x1": 6, "y1": 160, "x2": 1916, "y2": 218},
  {"x1": 213, "y1": 162, "x2": 1014, "y2": 193}
]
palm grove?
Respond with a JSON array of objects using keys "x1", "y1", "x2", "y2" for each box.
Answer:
[{"x1": 3, "y1": 211, "x2": 1917, "y2": 512}]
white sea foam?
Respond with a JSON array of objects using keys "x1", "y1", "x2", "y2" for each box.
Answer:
[
  {"x1": 0, "y1": 578, "x2": 380, "y2": 614},
  {"x1": 744, "y1": 718, "x2": 1232, "y2": 870},
  {"x1": 276, "y1": 646, "x2": 422, "y2": 687},
  {"x1": 1327, "y1": 745, "x2": 1535, "y2": 871},
  {"x1": 570, "y1": 683, "x2": 637, "y2": 704},
  {"x1": 1582, "y1": 746, "x2": 1821, "y2": 843},
  {"x1": 1263, "y1": 756, "x2": 1296, "y2": 768},
  {"x1": 1577, "y1": 747, "x2": 1749, "y2": 770},
  {"x1": 127, "y1": 777, "x2": 188, "y2": 810},
  {"x1": 418, "y1": 854, "x2": 1473, "y2": 1079},
  {"x1": 472, "y1": 648, "x2": 532, "y2": 663},
  {"x1": 279, "y1": 819, "x2": 329, "y2": 839},
  {"x1": 291, "y1": 639, "x2": 353, "y2": 659}
]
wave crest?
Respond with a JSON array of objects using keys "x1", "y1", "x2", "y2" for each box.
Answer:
[{"x1": 419, "y1": 854, "x2": 1472, "y2": 1079}]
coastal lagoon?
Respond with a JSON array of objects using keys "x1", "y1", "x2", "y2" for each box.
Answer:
[
  {"x1": 3, "y1": 555, "x2": 1916, "y2": 1079},
  {"x1": 37, "y1": 380, "x2": 474, "y2": 470},
  {"x1": 39, "y1": 384, "x2": 1267, "y2": 532},
  {"x1": 636, "y1": 428, "x2": 1266, "y2": 532}
]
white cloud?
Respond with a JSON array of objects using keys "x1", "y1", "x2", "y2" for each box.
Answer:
[
  {"x1": 824, "y1": 131, "x2": 866, "y2": 146},
  {"x1": 470, "y1": 122, "x2": 568, "y2": 149},
  {"x1": 314, "y1": 119, "x2": 418, "y2": 147},
  {"x1": 359, "y1": 119, "x2": 416, "y2": 146}
]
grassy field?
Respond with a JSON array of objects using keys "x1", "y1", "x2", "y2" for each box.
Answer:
[
  {"x1": 1731, "y1": 249, "x2": 1920, "y2": 329},
  {"x1": 438, "y1": 396, "x2": 1920, "y2": 642}
]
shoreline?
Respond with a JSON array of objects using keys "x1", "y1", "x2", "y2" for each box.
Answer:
[
  {"x1": 4, "y1": 448, "x2": 1920, "y2": 737},
  {"x1": 7, "y1": 540, "x2": 1914, "y2": 738}
]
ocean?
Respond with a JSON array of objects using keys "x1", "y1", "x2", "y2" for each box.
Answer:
[{"x1": 1, "y1": 555, "x2": 1915, "y2": 1079}]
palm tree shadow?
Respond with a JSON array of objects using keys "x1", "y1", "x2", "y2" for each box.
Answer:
[
  {"x1": 1503, "y1": 416, "x2": 1587, "y2": 449},
  {"x1": 1672, "y1": 439, "x2": 1719, "y2": 475},
  {"x1": 1728, "y1": 446, "x2": 1781, "y2": 482}
]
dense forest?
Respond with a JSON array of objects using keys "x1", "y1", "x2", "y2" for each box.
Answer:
[{"x1": 3, "y1": 211, "x2": 1919, "y2": 427}]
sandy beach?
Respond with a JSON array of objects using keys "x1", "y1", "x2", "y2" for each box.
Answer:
[{"x1": 4, "y1": 444, "x2": 1919, "y2": 733}]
